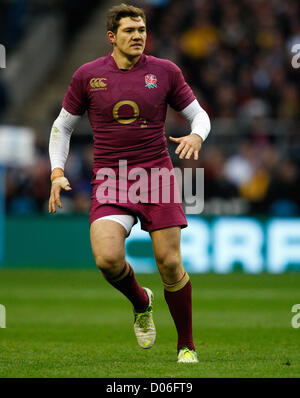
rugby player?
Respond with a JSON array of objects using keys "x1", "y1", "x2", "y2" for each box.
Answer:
[{"x1": 48, "y1": 3, "x2": 210, "y2": 363}]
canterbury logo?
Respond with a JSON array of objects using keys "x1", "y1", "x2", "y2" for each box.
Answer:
[{"x1": 90, "y1": 78, "x2": 107, "y2": 89}]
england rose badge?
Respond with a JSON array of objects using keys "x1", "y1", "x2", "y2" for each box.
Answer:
[{"x1": 145, "y1": 74, "x2": 157, "y2": 89}]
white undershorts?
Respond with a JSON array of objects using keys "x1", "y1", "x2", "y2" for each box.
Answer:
[{"x1": 93, "y1": 214, "x2": 136, "y2": 235}]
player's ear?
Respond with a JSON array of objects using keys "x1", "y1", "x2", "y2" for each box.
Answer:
[{"x1": 107, "y1": 31, "x2": 116, "y2": 45}]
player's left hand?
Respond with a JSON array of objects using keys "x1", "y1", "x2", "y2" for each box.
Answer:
[{"x1": 169, "y1": 134, "x2": 203, "y2": 160}]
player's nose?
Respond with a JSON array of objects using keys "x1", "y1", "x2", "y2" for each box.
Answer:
[{"x1": 132, "y1": 30, "x2": 143, "y2": 40}]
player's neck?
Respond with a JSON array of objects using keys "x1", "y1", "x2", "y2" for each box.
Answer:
[{"x1": 111, "y1": 49, "x2": 142, "y2": 70}]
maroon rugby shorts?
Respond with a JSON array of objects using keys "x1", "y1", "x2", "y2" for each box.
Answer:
[{"x1": 89, "y1": 154, "x2": 187, "y2": 232}]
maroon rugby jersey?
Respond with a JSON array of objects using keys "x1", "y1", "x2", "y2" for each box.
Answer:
[{"x1": 62, "y1": 53, "x2": 195, "y2": 167}]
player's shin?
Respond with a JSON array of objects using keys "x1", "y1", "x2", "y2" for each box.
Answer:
[{"x1": 163, "y1": 272, "x2": 195, "y2": 351}]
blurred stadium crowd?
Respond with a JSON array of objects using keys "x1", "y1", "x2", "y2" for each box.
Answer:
[{"x1": 1, "y1": 0, "x2": 300, "y2": 216}]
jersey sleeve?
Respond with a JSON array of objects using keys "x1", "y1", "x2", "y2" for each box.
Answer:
[
  {"x1": 167, "y1": 63, "x2": 196, "y2": 112},
  {"x1": 62, "y1": 68, "x2": 88, "y2": 116}
]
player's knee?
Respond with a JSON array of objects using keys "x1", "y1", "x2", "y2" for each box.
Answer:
[
  {"x1": 156, "y1": 251, "x2": 181, "y2": 275},
  {"x1": 94, "y1": 251, "x2": 125, "y2": 274}
]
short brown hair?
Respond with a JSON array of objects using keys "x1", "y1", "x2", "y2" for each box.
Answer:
[{"x1": 106, "y1": 3, "x2": 146, "y2": 33}]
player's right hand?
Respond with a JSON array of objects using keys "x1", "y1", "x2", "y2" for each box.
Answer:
[{"x1": 48, "y1": 176, "x2": 72, "y2": 214}]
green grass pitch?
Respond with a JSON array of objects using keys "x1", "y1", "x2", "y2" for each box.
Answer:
[{"x1": 0, "y1": 270, "x2": 300, "y2": 378}]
